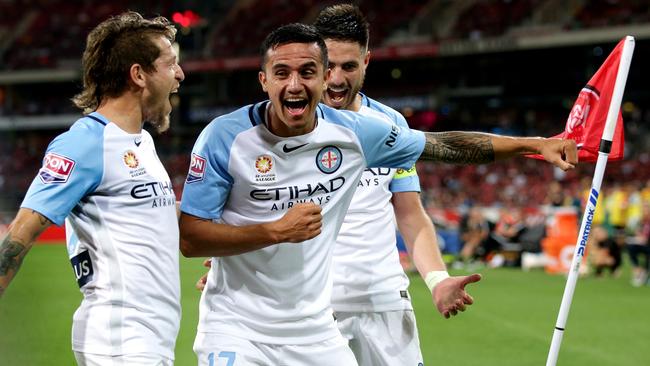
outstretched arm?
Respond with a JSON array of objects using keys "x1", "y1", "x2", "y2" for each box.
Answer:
[
  {"x1": 419, "y1": 132, "x2": 577, "y2": 170},
  {"x1": 393, "y1": 192, "x2": 480, "y2": 318},
  {"x1": 180, "y1": 202, "x2": 323, "y2": 257},
  {"x1": 0, "y1": 208, "x2": 52, "y2": 298},
  {"x1": 393, "y1": 192, "x2": 446, "y2": 275}
]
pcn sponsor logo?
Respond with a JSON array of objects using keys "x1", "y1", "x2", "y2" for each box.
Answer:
[
  {"x1": 186, "y1": 153, "x2": 206, "y2": 183},
  {"x1": 38, "y1": 152, "x2": 76, "y2": 184}
]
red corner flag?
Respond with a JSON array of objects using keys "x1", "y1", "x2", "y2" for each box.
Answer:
[{"x1": 536, "y1": 39, "x2": 626, "y2": 162}]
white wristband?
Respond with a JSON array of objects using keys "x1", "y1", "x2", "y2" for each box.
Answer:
[{"x1": 425, "y1": 271, "x2": 450, "y2": 293}]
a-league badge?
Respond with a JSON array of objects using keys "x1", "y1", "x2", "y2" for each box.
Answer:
[
  {"x1": 123, "y1": 150, "x2": 139, "y2": 168},
  {"x1": 255, "y1": 154, "x2": 277, "y2": 183},
  {"x1": 123, "y1": 150, "x2": 147, "y2": 178},
  {"x1": 316, "y1": 146, "x2": 342, "y2": 174}
]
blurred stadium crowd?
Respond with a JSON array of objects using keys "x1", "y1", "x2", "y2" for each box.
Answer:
[{"x1": 1, "y1": 0, "x2": 650, "y2": 276}]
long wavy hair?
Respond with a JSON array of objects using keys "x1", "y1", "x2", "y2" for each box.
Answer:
[{"x1": 72, "y1": 11, "x2": 177, "y2": 114}]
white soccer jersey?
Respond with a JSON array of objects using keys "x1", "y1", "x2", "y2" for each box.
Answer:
[
  {"x1": 181, "y1": 101, "x2": 425, "y2": 345},
  {"x1": 21, "y1": 112, "x2": 180, "y2": 359},
  {"x1": 331, "y1": 95, "x2": 421, "y2": 313}
]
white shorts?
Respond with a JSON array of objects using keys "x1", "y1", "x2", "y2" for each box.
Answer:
[
  {"x1": 335, "y1": 310, "x2": 423, "y2": 366},
  {"x1": 194, "y1": 332, "x2": 358, "y2": 366},
  {"x1": 73, "y1": 352, "x2": 173, "y2": 366}
]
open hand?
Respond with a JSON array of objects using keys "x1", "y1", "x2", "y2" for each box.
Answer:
[{"x1": 433, "y1": 273, "x2": 482, "y2": 318}]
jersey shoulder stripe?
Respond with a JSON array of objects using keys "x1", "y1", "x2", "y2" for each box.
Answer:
[
  {"x1": 21, "y1": 113, "x2": 107, "y2": 225},
  {"x1": 180, "y1": 104, "x2": 260, "y2": 219},
  {"x1": 363, "y1": 94, "x2": 410, "y2": 129}
]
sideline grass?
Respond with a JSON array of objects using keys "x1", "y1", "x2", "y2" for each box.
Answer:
[
  {"x1": 1, "y1": 245, "x2": 648, "y2": 365},
  {"x1": 413, "y1": 265, "x2": 650, "y2": 365}
]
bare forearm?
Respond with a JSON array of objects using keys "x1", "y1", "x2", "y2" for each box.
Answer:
[
  {"x1": 393, "y1": 192, "x2": 446, "y2": 280},
  {"x1": 180, "y1": 203, "x2": 322, "y2": 257},
  {"x1": 419, "y1": 132, "x2": 546, "y2": 164},
  {"x1": 0, "y1": 234, "x2": 29, "y2": 296},
  {"x1": 399, "y1": 214, "x2": 446, "y2": 279},
  {"x1": 179, "y1": 214, "x2": 281, "y2": 257},
  {"x1": 0, "y1": 209, "x2": 51, "y2": 298}
]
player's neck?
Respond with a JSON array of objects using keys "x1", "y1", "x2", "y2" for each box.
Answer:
[
  {"x1": 347, "y1": 93, "x2": 363, "y2": 113},
  {"x1": 96, "y1": 97, "x2": 144, "y2": 134},
  {"x1": 266, "y1": 103, "x2": 316, "y2": 137}
]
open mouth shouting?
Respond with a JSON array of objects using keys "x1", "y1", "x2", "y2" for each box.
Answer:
[
  {"x1": 325, "y1": 86, "x2": 349, "y2": 109},
  {"x1": 168, "y1": 87, "x2": 179, "y2": 106},
  {"x1": 283, "y1": 97, "x2": 309, "y2": 117}
]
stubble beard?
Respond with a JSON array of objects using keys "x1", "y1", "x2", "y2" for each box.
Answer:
[
  {"x1": 147, "y1": 113, "x2": 170, "y2": 133},
  {"x1": 143, "y1": 95, "x2": 171, "y2": 134}
]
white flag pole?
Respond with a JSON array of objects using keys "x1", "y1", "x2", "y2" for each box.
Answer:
[{"x1": 546, "y1": 35, "x2": 635, "y2": 366}]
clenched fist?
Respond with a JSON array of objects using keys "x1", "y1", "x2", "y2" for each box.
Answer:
[{"x1": 269, "y1": 203, "x2": 323, "y2": 243}]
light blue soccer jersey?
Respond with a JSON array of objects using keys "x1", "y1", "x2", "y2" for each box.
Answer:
[
  {"x1": 181, "y1": 101, "x2": 425, "y2": 344},
  {"x1": 21, "y1": 112, "x2": 180, "y2": 359},
  {"x1": 331, "y1": 94, "x2": 421, "y2": 312}
]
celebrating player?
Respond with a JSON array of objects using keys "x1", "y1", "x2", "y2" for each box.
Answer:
[
  {"x1": 314, "y1": 4, "x2": 481, "y2": 365},
  {"x1": 180, "y1": 23, "x2": 576, "y2": 366},
  {"x1": 0, "y1": 12, "x2": 184, "y2": 366}
]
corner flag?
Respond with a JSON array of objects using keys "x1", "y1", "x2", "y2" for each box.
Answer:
[
  {"x1": 545, "y1": 36, "x2": 635, "y2": 366},
  {"x1": 530, "y1": 38, "x2": 627, "y2": 162}
]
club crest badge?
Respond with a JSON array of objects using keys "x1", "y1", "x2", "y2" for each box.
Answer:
[
  {"x1": 123, "y1": 150, "x2": 139, "y2": 168},
  {"x1": 255, "y1": 154, "x2": 277, "y2": 183},
  {"x1": 38, "y1": 152, "x2": 75, "y2": 184},
  {"x1": 186, "y1": 153, "x2": 207, "y2": 183},
  {"x1": 316, "y1": 146, "x2": 342, "y2": 174}
]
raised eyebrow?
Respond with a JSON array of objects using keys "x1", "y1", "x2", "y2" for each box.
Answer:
[
  {"x1": 271, "y1": 62, "x2": 288, "y2": 70},
  {"x1": 300, "y1": 61, "x2": 319, "y2": 70},
  {"x1": 271, "y1": 61, "x2": 319, "y2": 72}
]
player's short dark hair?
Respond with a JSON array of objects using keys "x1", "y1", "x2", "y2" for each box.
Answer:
[
  {"x1": 72, "y1": 11, "x2": 177, "y2": 114},
  {"x1": 260, "y1": 23, "x2": 328, "y2": 70},
  {"x1": 314, "y1": 4, "x2": 369, "y2": 50}
]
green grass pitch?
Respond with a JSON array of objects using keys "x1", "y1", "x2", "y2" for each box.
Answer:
[{"x1": 1, "y1": 244, "x2": 649, "y2": 365}]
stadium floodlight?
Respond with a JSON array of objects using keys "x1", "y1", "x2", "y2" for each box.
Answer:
[{"x1": 546, "y1": 35, "x2": 635, "y2": 366}]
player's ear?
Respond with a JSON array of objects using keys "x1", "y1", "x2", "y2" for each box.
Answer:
[
  {"x1": 363, "y1": 50, "x2": 370, "y2": 68},
  {"x1": 323, "y1": 68, "x2": 330, "y2": 90},
  {"x1": 130, "y1": 64, "x2": 147, "y2": 88},
  {"x1": 258, "y1": 71, "x2": 268, "y2": 92}
]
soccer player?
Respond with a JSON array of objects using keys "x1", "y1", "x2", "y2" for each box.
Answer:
[
  {"x1": 313, "y1": 4, "x2": 480, "y2": 365},
  {"x1": 0, "y1": 12, "x2": 184, "y2": 366},
  {"x1": 180, "y1": 23, "x2": 576, "y2": 366}
]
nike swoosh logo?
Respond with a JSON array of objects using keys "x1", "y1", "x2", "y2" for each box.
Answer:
[
  {"x1": 282, "y1": 143, "x2": 308, "y2": 153},
  {"x1": 134, "y1": 139, "x2": 142, "y2": 147}
]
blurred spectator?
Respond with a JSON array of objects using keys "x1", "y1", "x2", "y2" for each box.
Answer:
[
  {"x1": 626, "y1": 203, "x2": 650, "y2": 286},
  {"x1": 589, "y1": 226, "x2": 623, "y2": 277},
  {"x1": 484, "y1": 206, "x2": 526, "y2": 267},
  {"x1": 604, "y1": 182, "x2": 630, "y2": 231},
  {"x1": 457, "y1": 206, "x2": 490, "y2": 264},
  {"x1": 490, "y1": 206, "x2": 525, "y2": 248},
  {"x1": 545, "y1": 181, "x2": 575, "y2": 207}
]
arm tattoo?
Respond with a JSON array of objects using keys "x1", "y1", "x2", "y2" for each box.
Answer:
[
  {"x1": 32, "y1": 210, "x2": 49, "y2": 226},
  {"x1": 0, "y1": 235, "x2": 27, "y2": 276},
  {"x1": 420, "y1": 132, "x2": 495, "y2": 164}
]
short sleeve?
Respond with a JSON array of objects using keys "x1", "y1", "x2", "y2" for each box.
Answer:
[
  {"x1": 355, "y1": 116, "x2": 425, "y2": 170},
  {"x1": 21, "y1": 126, "x2": 104, "y2": 226},
  {"x1": 180, "y1": 120, "x2": 235, "y2": 220}
]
